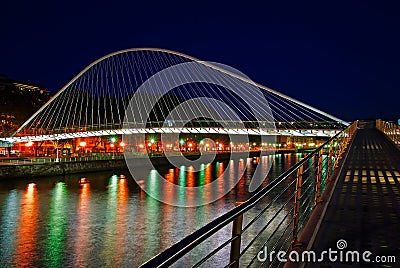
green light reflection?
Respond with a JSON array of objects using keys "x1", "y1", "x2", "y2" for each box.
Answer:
[
  {"x1": 145, "y1": 169, "x2": 161, "y2": 258},
  {"x1": 102, "y1": 175, "x2": 119, "y2": 265},
  {"x1": 199, "y1": 163, "x2": 205, "y2": 186},
  {"x1": 0, "y1": 190, "x2": 20, "y2": 264},
  {"x1": 178, "y1": 166, "x2": 186, "y2": 187},
  {"x1": 45, "y1": 182, "x2": 67, "y2": 268}
]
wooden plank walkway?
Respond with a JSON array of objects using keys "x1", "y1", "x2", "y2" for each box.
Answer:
[{"x1": 307, "y1": 125, "x2": 400, "y2": 267}]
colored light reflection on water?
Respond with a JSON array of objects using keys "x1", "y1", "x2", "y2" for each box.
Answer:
[
  {"x1": 74, "y1": 182, "x2": 91, "y2": 266},
  {"x1": 45, "y1": 182, "x2": 67, "y2": 267},
  {"x1": 102, "y1": 175, "x2": 117, "y2": 265},
  {"x1": 0, "y1": 190, "x2": 19, "y2": 266},
  {"x1": 0, "y1": 154, "x2": 303, "y2": 267},
  {"x1": 15, "y1": 183, "x2": 39, "y2": 267}
]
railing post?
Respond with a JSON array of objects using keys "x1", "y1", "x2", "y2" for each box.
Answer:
[
  {"x1": 314, "y1": 150, "x2": 323, "y2": 206},
  {"x1": 291, "y1": 163, "x2": 304, "y2": 249},
  {"x1": 230, "y1": 202, "x2": 244, "y2": 268}
]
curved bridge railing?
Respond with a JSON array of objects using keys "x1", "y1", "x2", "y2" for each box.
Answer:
[
  {"x1": 141, "y1": 121, "x2": 358, "y2": 268},
  {"x1": 376, "y1": 119, "x2": 400, "y2": 145}
]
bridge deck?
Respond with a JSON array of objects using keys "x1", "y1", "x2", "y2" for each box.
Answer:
[{"x1": 308, "y1": 126, "x2": 400, "y2": 267}]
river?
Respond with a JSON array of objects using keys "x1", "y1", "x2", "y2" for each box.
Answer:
[{"x1": 0, "y1": 153, "x2": 304, "y2": 267}]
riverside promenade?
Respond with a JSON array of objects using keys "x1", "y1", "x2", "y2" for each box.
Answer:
[{"x1": 307, "y1": 123, "x2": 400, "y2": 267}]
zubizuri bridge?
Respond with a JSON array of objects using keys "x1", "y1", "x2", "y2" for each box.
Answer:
[{"x1": 1, "y1": 49, "x2": 399, "y2": 267}]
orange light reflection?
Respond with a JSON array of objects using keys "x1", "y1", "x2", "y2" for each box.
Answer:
[
  {"x1": 15, "y1": 183, "x2": 39, "y2": 266},
  {"x1": 74, "y1": 183, "x2": 90, "y2": 266}
]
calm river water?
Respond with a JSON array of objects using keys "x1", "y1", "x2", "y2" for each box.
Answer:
[{"x1": 0, "y1": 153, "x2": 304, "y2": 267}]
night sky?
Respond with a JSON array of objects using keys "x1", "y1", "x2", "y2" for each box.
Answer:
[{"x1": 1, "y1": 1, "x2": 399, "y2": 122}]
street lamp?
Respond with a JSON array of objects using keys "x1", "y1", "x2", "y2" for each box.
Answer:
[
  {"x1": 148, "y1": 138, "x2": 155, "y2": 154},
  {"x1": 120, "y1": 141, "x2": 125, "y2": 152},
  {"x1": 25, "y1": 141, "x2": 33, "y2": 157},
  {"x1": 55, "y1": 139, "x2": 60, "y2": 162},
  {"x1": 79, "y1": 141, "x2": 87, "y2": 155}
]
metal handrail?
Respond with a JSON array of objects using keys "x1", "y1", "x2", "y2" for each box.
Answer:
[{"x1": 140, "y1": 121, "x2": 358, "y2": 267}]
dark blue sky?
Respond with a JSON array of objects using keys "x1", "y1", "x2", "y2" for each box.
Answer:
[{"x1": 1, "y1": 1, "x2": 399, "y2": 122}]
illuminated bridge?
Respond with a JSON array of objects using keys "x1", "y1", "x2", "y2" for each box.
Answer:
[
  {"x1": 1, "y1": 48, "x2": 346, "y2": 145},
  {"x1": 3, "y1": 49, "x2": 397, "y2": 267}
]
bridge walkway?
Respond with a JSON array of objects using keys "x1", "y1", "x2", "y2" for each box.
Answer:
[{"x1": 307, "y1": 124, "x2": 400, "y2": 267}]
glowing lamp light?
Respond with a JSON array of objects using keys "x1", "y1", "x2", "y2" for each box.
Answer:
[
  {"x1": 27, "y1": 183, "x2": 36, "y2": 191},
  {"x1": 139, "y1": 144, "x2": 144, "y2": 148},
  {"x1": 147, "y1": 142, "x2": 152, "y2": 147},
  {"x1": 120, "y1": 142, "x2": 125, "y2": 147},
  {"x1": 25, "y1": 141, "x2": 34, "y2": 147},
  {"x1": 110, "y1": 144, "x2": 115, "y2": 148},
  {"x1": 179, "y1": 139, "x2": 184, "y2": 145},
  {"x1": 188, "y1": 143, "x2": 193, "y2": 147},
  {"x1": 79, "y1": 141, "x2": 87, "y2": 147},
  {"x1": 150, "y1": 138, "x2": 155, "y2": 144},
  {"x1": 110, "y1": 137, "x2": 117, "y2": 143}
]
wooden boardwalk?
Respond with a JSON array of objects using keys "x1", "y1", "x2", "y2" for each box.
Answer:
[{"x1": 308, "y1": 124, "x2": 400, "y2": 267}]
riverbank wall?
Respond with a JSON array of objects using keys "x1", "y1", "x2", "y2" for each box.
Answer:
[{"x1": 0, "y1": 150, "x2": 307, "y2": 179}]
